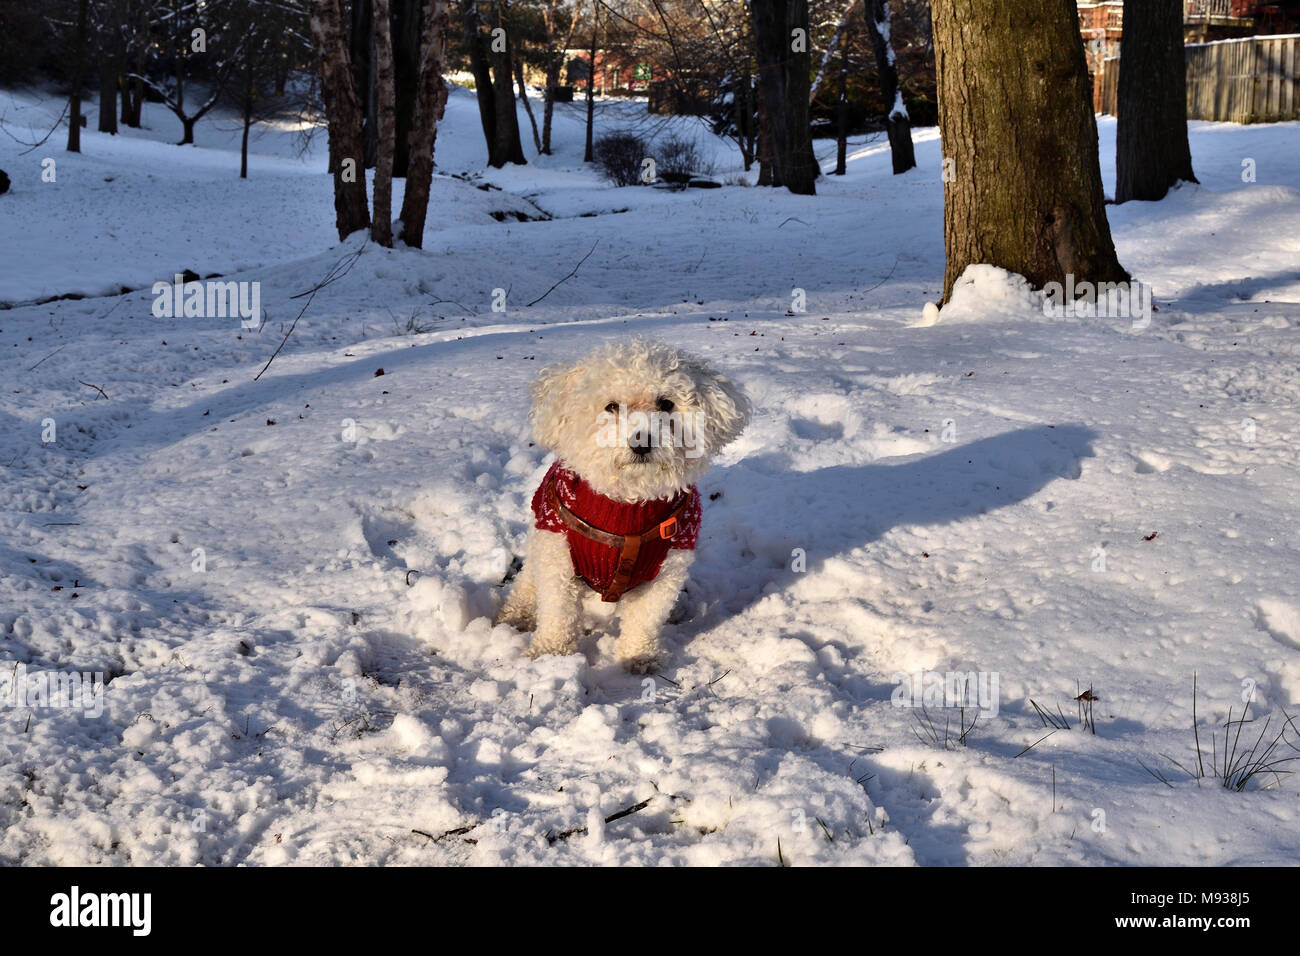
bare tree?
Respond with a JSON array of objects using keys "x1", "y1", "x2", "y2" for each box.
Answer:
[
  {"x1": 931, "y1": 0, "x2": 1126, "y2": 302},
  {"x1": 126, "y1": 1, "x2": 243, "y2": 146}
]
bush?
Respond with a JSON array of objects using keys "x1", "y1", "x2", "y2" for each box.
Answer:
[
  {"x1": 593, "y1": 133, "x2": 649, "y2": 187},
  {"x1": 655, "y1": 135, "x2": 713, "y2": 182}
]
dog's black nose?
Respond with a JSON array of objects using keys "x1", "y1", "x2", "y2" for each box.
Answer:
[{"x1": 630, "y1": 442, "x2": 653, "y2": 457}]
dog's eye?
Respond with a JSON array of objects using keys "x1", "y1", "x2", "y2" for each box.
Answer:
[
  {"x1": 604, "y1": 401, "x2": 619, "y2": 414},
  {"x1": 656, "y1": 397, "x2": 675, "y2": 412}
]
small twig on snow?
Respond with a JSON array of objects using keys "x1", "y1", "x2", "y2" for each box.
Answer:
[{"x1": 525, "y1": 240, "x2": 599, "y2": 308}]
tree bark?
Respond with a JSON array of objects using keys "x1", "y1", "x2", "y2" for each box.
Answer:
[
  {"x1": 350, "y1": 0, "x2": 378, "y2": 168},
  {"x1": 864, "y1": 0, "x2": 915, "y2": 174},
  {"x1": 372, "y1": 0, "x2": 397, "y2": 245},
  {"x1": 489, "y1": 2, "x2": 526, "y2": 165},
  {"x1": 241, "y1": 53, "x2": 253, "y2": 178},
  {"x1": 834, "y1": 23, "x2": 848, "y2": 175},
  {"x1": 932, "y1": 0, "x2": 1126, "y2": 302},
  {"x1": 1115, "y1": 0, "x2": 1196, "y2": 203},
  {"x1": 457, "y1": 0, "x2": 500, "y2": 162},
  {"x1": 98, "y1": 60, "x2": 119, "y2": 134},
  {"x1": 750, "y1": 0, "x2": 817, "y2": 194},
  {"x1": 756, "y1": 94, "x2": 773, "y2": 184},
  {"x1": 310, "y1": 0, "x2": 372, "y2": 240},
  {"x1": 398, "y1": 0, "x2": 450, "y2": 248},
  {"x1": 393, "y1": 0, "x2": 422, "y2": 177},
  {"x1": 67, "y1": 0, "x2": 88, "y2": 153}
]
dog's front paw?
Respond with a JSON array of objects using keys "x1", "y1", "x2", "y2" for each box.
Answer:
[
  {"x1": 525, "y1": 632, "x2": 579, "y2": 658},
  {"x1": 495, "y1": 607, "x2": 535, "y2": 632},
  {"x1": 620, "y1": 652, "x2": 663, "y2": 674},
  {"x1": 616, "y1": 636, "x2": 665, "y2": 673}
]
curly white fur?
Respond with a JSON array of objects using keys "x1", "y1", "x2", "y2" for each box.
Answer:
[{"x1": 497, "y1": 338, "x2": 751, "y2": 671}]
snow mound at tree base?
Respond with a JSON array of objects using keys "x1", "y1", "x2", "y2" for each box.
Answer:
[{"x1": 920, "y1": 264, "x2": 1043, "y2": 325}]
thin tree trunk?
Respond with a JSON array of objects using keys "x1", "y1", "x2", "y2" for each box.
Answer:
[
  {"x1": 932, "y1": 0, "x2": 1126, "y2": 302},
  {"x1": 750, "y1": 0, "x2": 817, "y2": 194},
  {"x1": 542, "y1": 67, "x2": 557, "y2": 154},
  {"x1": 240, "y1": 54, "x2": 253, "y2": 178},
  {"x1": 398, "y1": 0, "x2": 450, "y2": 248},
  {"x1": 126, "y1": 75, "x2": 143, "y2": 126},
  {"x1": 372, "y1": 0, "x2": 397, "y2": 245},
  {"x1": 67, "y1": 0, "x2": 88, "y2": 153},
  {"x1": 834, "y1": 25, "x2": 848, "y2": 175},
  {"x1": 124, "y1": 39, "x2": 145, "y2": 128},
  {"x1": 1115, "y1": 0, "x2": 1196, "y2": 203},
  {"x1": 740, "y1": 72, "x2": 755, "y2": 170},
  {"x1": 515, "y1": 52, "x2": 542, "y2": 154},
  {"x1": 310, "y1": 0, "x2": 372, "y2": 240},
  {"x1": 865, "y1": 0, "x2": 915, "y2": 174},
  {"x1": 583, "y1": 5, "x2": 597, "y2": 163}
]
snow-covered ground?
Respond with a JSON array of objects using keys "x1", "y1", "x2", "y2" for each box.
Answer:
[{"x1": 2, "y1": 84, "x2": 1300, "y2": 865}]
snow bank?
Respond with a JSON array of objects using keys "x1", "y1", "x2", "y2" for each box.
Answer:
[{"x1": 919, "y1": 264, "x2": 1043, "y2": 325}]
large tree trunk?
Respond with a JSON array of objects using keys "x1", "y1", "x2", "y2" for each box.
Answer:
[
  {"x1": 865, "y1": 0, "x2": 915, "y2": 174},
  {"x1": 1115, "y1": 0, "x2": 1196, "y2": 203},
  {"x1": 750, "y1": 0, "x2": 817, "y2": 194},
  {"x1": 372, "y1": 0, "x2": 397, "y2": 245},
  {"x1": 98, "y1": 60, "x2": 119, "y2": 134},
  {"x1": 931, "y1": 0, "x2": 1126, "y2": 302},
  {"x1": 398, "y1": 0, "x2": 450, "y2": 248},
  {"x1": 311, "y1": 0, "x2": 372, "y2": 240},
  {"x1": 67, "y1": 0, "x2": 88, "y2": 153}
]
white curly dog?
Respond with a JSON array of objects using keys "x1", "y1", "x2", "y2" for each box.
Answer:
[{"x1": 497, "y1": 339, "x2": 751, "y2": 672}]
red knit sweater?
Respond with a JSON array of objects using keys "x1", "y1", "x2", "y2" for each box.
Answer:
[{"x1": 531, "y1": 461, "x2": 701, "y2": 600}]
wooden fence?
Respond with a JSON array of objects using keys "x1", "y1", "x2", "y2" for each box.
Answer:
[{"x1": 1097, "y1": 33, "x2": 1300, "y2": 122}]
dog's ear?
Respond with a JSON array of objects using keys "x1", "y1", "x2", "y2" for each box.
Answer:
[
  {"x1": 682, "y1": 356, "x2": 752, "y2": 451},
  {"x1": 529, "y1": 358, "x2": 587, "y2": 453}
]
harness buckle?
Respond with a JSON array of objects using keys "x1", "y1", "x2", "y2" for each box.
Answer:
[{"x1": 658, "y1": 516, "x2": 678, "y2": 540}]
